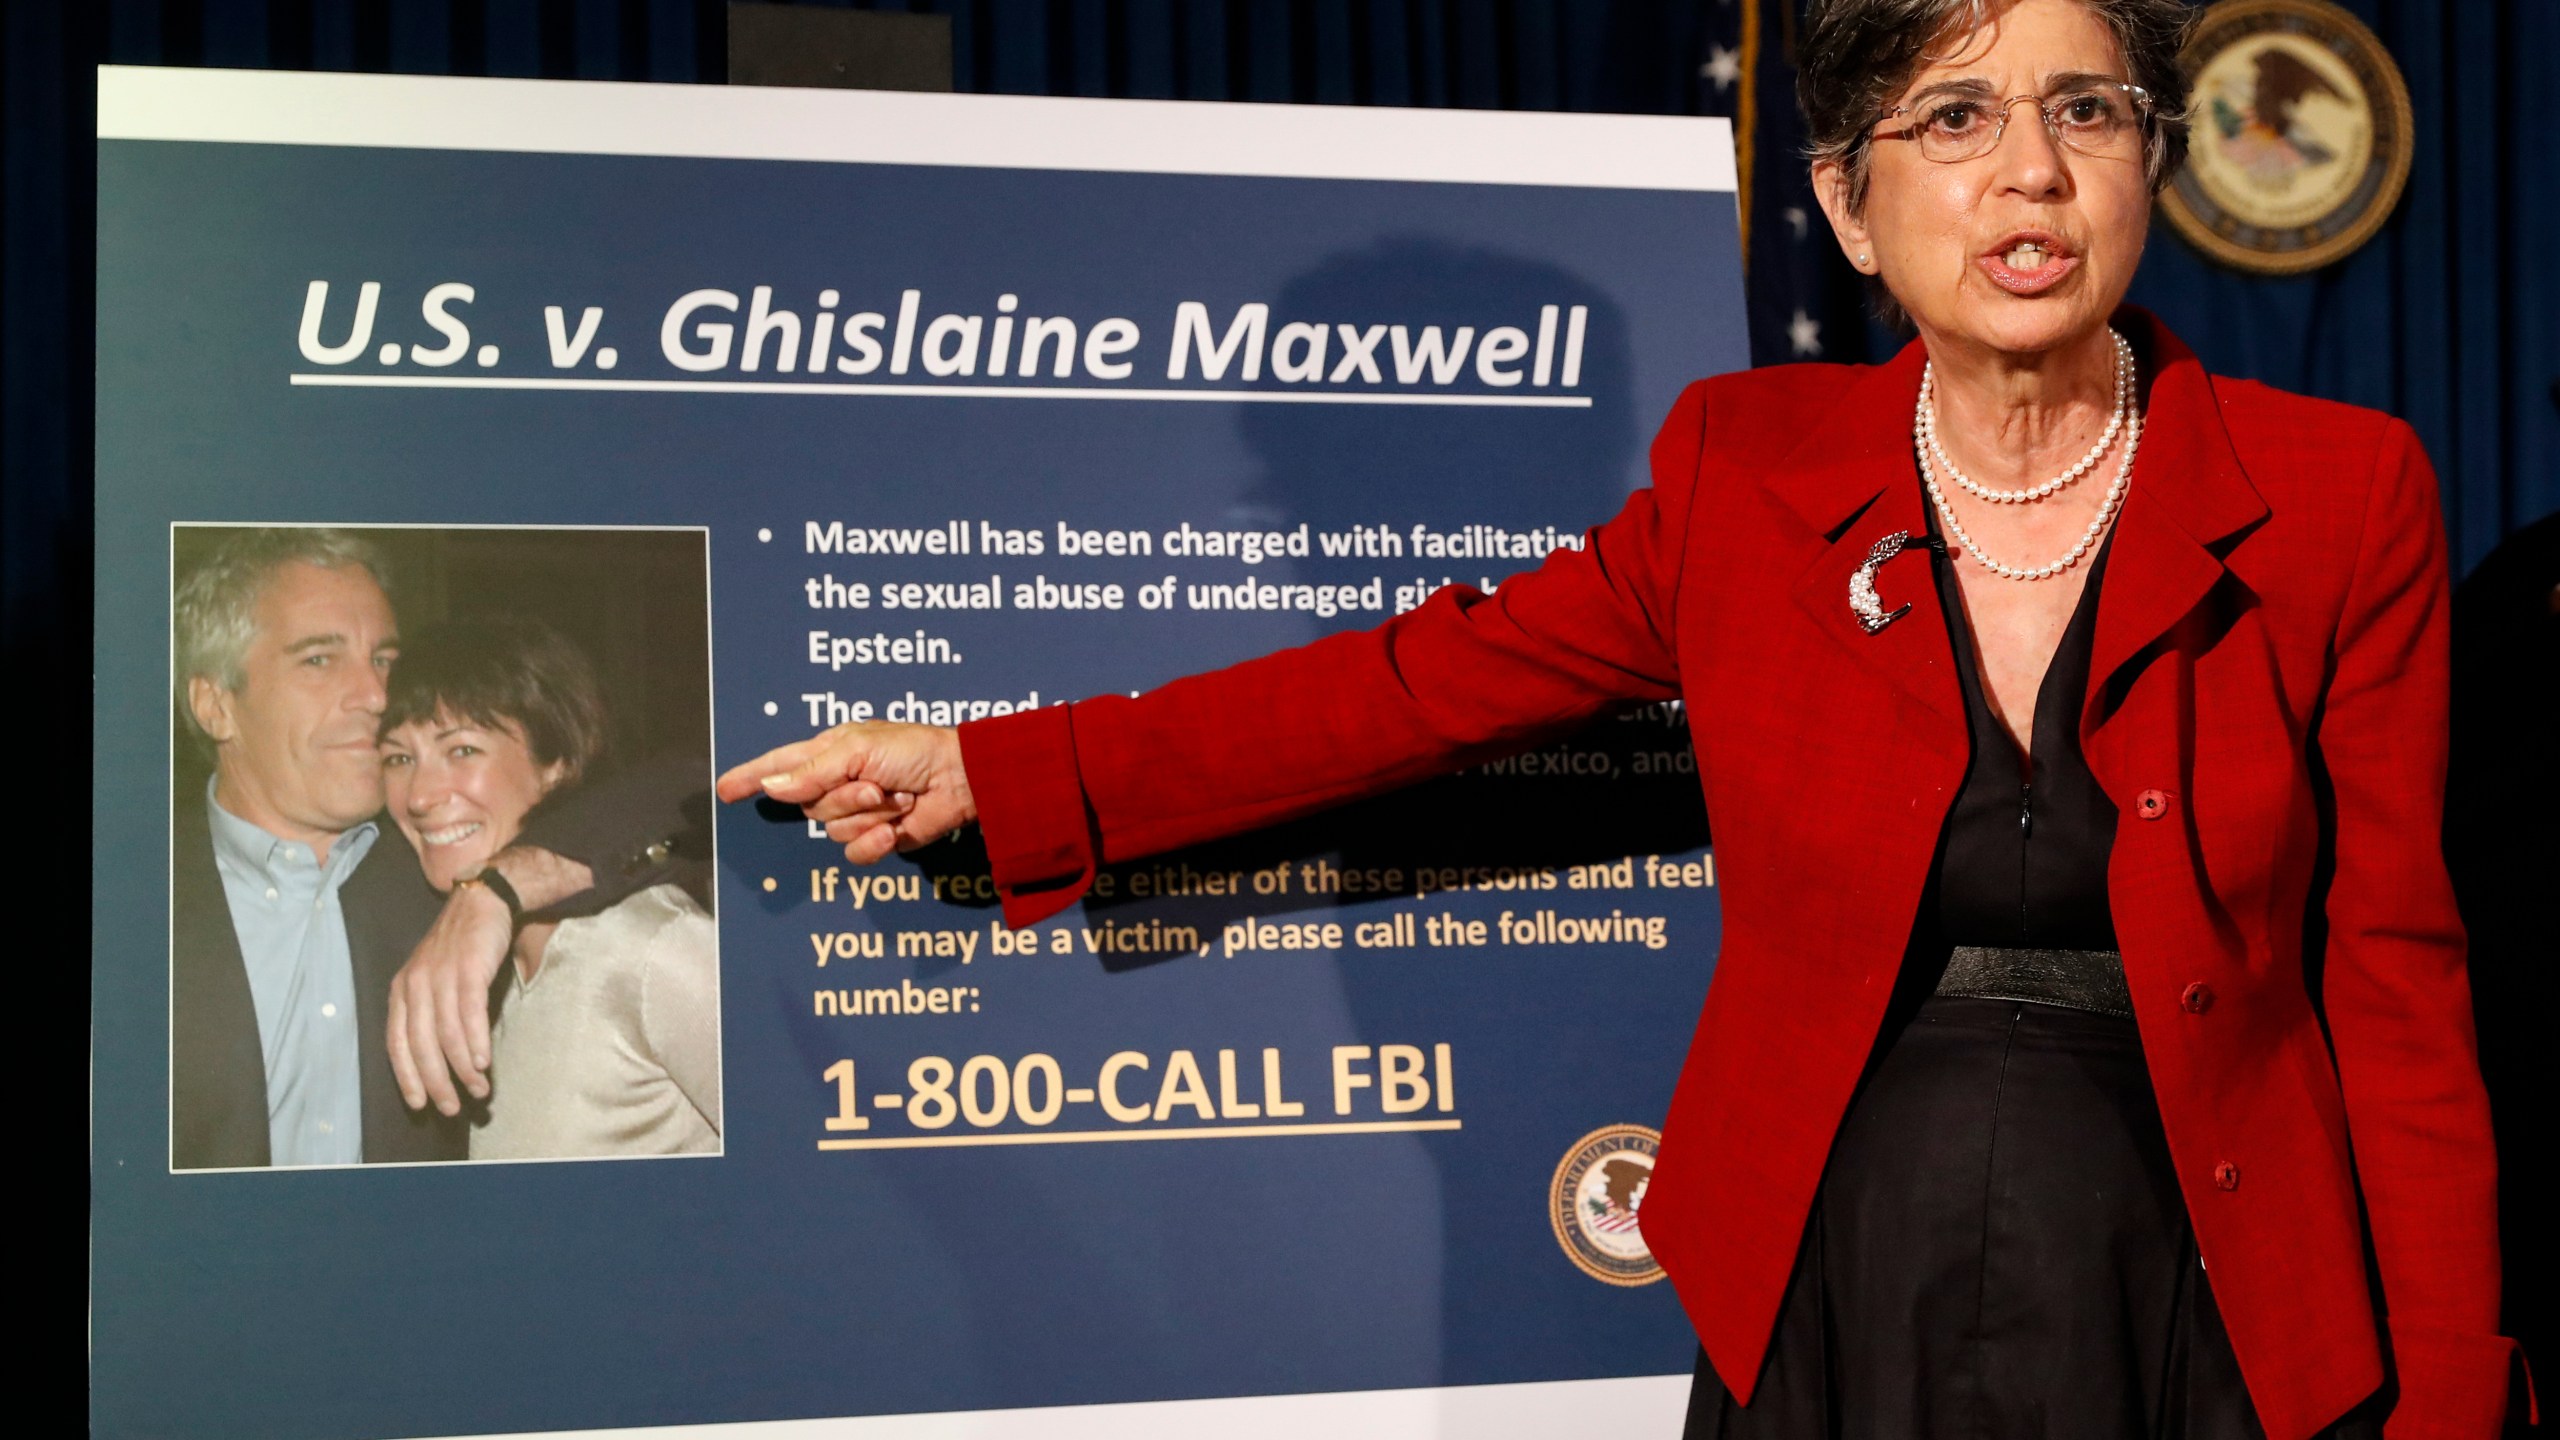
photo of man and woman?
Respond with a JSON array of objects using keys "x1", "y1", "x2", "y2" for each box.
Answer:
[{"x1": 168, "y1": 524, "x2": 719, "y2": 1172}]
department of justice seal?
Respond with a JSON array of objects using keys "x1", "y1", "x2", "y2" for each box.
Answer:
[
  {"x1": 1549, "y1": 1124, "x2": 1664, "y2": 1287},
  {"x1": 2158, "y1": 0, "x2": 2413, "y2": 276}
]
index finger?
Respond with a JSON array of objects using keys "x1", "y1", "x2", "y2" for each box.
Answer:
[{"x1": 716, "y1": 734, "x2": 829, "y2": 803}]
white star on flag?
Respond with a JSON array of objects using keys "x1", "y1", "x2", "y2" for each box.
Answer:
[
  {"x1": 1701, "y1": 45, "x2": 1741, "y2": 91},
  {"x1": 1788, "y1": 308, "x2": 1823, "y2": 357}
]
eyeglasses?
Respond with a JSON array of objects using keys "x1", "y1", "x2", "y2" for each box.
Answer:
[{"x1": 1874, "y1": 82, "x2": 2155, "y2": 164}]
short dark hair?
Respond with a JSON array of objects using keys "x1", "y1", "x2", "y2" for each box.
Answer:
[
  {"x1": 1799, "y1": 0, "x2": 2196, "y2": 328},
  {"x1": 380, "y1": 618, "x2": 608, "y2": 786}
]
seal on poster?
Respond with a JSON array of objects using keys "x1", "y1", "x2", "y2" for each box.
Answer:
[
  {"x1": 2158, "y1": 0, "x2": 2412, "y2": 276},
  {"x1": 1549, "y1": 1124, "x2": 1663, "y2": 1287}
]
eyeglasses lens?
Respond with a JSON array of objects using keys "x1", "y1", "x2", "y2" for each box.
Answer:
[{"x1": 1915, "y1": 89, "x2": 2145, "y2": 163}]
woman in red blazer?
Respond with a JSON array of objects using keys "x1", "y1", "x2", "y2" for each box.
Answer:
[{"x1": 720, "y1": 0, "x2": 2520, "y2": 1434}]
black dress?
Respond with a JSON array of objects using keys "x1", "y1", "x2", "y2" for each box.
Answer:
[{"x1": 1680, "y1": 522, "x2": 2383, "y2": 1438}]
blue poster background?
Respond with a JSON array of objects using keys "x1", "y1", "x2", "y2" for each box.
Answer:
[{"x1": 92, "y1": 123, "x2": 1748, "y2": 1439}]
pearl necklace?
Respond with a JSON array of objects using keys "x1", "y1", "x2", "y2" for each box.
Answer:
[
  {"x1": 1920, "y1": 328, "x2": 2133, "y2": 504},
  {"x1": 1919, "y1": 393, "x2": 2139, "y2": 583}
]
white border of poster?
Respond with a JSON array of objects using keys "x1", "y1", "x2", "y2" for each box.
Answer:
[
  {"x1": 424, "y1": 1373, "x2": 1693, "y2": 1440},
  {"x1": 99, "y1": 66, "x2": 1737, "y2": 194}
]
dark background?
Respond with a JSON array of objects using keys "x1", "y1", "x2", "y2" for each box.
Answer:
[{"x1": 39, "y1": 0, "x2": 2552, "y2": 1429}]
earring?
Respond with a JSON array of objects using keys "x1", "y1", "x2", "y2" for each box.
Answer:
[{"x1": 1856, "y1": 254, "x2": 1869, "y2": 267}]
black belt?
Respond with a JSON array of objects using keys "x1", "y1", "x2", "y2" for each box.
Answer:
[{"x1": 1934, "y1": 945, "x2": 2132, "y2": 1020}]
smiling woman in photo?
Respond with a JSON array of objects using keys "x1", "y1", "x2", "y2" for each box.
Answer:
[{"x1": 378, "y1": 618, "x2": 720, "y2": 1160}]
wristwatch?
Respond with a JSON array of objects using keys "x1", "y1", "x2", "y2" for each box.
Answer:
[{"x1": 457, "y1": 866, "x2": 525, "y2": 928}]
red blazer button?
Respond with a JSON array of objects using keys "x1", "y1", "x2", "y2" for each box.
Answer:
[
  {"x1": 2213, "y1": 1161, "x2": 2241, "y2": 1191},
  {"x1": 2182, "y1": 982, "x2": 2215, "y2": 1014},
  {"x1": 2136, "y1": 788, "x2": 2172, "y2": 820}
]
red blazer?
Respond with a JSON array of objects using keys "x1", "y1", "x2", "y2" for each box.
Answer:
[{"x1": 957, "y1": 310, "x2": 2520, "y2": 1439}]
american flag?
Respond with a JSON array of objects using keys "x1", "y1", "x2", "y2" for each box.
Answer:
[{"x1": 1694, "y1": 0, "x2": 1896, "y2": 371}]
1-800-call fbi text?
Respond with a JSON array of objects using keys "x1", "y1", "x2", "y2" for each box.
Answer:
[{"x1": 820, "y1": 1044, "x2": 1456, "y2": 1135}]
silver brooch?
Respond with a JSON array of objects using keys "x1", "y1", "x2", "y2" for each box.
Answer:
[{"x1": 1848, "y1": 531, "x2": 1934, "y2": 634}]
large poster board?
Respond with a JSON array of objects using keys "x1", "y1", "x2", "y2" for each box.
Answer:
[{"x1": 91, "y1": 67, "x2": 1749, "y2": 1438}]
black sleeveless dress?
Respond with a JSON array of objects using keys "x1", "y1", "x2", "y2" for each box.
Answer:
[{"x1": 1680, "y1": 518, "x2": 2384, "y2": 1438}]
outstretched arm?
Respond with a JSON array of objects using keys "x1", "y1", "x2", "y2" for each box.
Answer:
[{"x1": 723, "y1": 380, "x2": 1715, "y2": 926}]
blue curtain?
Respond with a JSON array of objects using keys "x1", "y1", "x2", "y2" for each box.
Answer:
[{"x1": 2125, "y1": 1, "x2": 2560, "y2": 575}]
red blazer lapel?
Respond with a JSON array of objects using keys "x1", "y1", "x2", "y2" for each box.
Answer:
[
  {"x1": 1772, "y1": 343, "x2": 1969, "y2": 760},
  {"x1": 2082, "y1": 313, "x2": 2270, "y2": 745}
]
